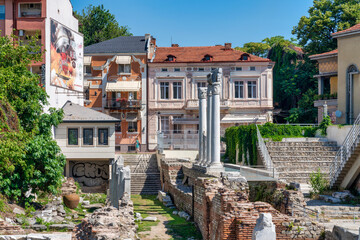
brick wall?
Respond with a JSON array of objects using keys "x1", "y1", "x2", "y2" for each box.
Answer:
[{"x1": 159, "y1": 159, "x2": 323, "y2": 240}]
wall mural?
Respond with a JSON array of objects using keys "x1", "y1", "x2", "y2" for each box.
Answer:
[
  {"x1": 50, "y1": 19, "x2": 83, "y2": 91},
  {"x1": 71, "y1": 162, "x2": 109, "y2": 187}
]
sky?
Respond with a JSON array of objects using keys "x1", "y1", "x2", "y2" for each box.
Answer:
[{"x1": 71, "y1": 0, "x2": 314, "y2": 48}]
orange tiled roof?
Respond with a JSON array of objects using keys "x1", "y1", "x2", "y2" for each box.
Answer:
[
  {"x1": 152, "y1": 45, "x2": 271, "y2": 63},
  {"x1": 309, "y1": 49, "x2": 338, "y2": 59},
  {"x1": 332, "y1": 23, "x2": 360, "y2": 37}
]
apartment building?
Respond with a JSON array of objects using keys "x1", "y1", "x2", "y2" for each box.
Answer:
[
  {"x1": 148, "y1": 43, "x2": 274, "y2": 150},
  {"x1": 0, "y1": 0, "x2": 84, "y2": 110},
  {"x1": 83, "y1": 35, "x2": 155, "y2": 152}
]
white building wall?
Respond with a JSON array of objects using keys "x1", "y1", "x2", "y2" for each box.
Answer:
[
  {"x1": 55, "y1": 122, "x2": 116, "y2": 159},
  {"x1": 44, "y1": 0, "x2": 83, "y2": 111}
]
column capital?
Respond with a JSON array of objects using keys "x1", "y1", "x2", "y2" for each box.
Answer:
[
  {"x1": 198, "y1": 87, "x2": 207, "y2": 99},
  {"x1": 212, "y1": 82, "x2": 221, "y2": 95}
]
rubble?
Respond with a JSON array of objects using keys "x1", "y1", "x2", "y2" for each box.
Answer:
[{"x1": 74, "y1": 194, "x2": 137, "y2": 240}]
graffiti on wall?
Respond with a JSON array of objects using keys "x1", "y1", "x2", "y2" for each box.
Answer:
[{"x1": 71, "y1": 162, "x2": 109, "y2": 187}]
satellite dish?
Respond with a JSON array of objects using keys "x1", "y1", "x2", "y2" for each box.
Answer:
[{"x1": 335, "y1": 110, "x2": 342, "y2": 118}]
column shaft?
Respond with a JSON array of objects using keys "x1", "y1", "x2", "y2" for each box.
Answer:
[
  {"x1": 205, "y1": 86, "x2": 212, "y2": 166},
  {"x1": 210, "y1": 82, "x2": 221, "y2": 167}
]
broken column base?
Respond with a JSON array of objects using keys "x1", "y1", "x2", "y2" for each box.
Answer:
[{"x1": 192, "y1": 163, "x2": 225, "y2": 177}]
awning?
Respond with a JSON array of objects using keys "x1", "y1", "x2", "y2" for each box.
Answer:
[
  {"x1": 221, "y1": 114, "x2": 267, "y2": 123},
  {"x1": 105, "y1": 81, "x2": 141, "y2": 92},
  {"x1": 172, "y1": 118, "x2": 199, "y2": 125},
  {"x1": 116, "y1": 56, "x2": 131, "y2": 64},
  {"x1": 84, "y1": 56, "x2": 92, "y2": 65},
  {"x1": 126, "y1": 113, "x2": 138, "y2": 122}
]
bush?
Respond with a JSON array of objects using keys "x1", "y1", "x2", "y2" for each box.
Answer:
[
  {"x1": 309, "y1": 168, "x2": 329, "y2": 196},
  {"x1": 319, "y1": 115, "x2": 332, "y2": 136}
]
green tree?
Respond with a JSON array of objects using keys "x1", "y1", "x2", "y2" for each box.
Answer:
[
  {"x1": 0, "y1": 35, "x2": 65, "y2": 203},
  {"x1": 292, "y1": 0, "x2": 360, "y2": 54},
  {"x1": 75, "y1": 4, "x2": 132, "y2": 46},
  {"x1": 235, "y1": 42, "x2": 270, "y2": 58}
]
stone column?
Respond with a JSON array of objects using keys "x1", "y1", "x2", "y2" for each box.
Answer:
[
  {"x1": 210, "y1": 81, "x2": 222, "y2": 168},
  {"x1": 198, "y1": 87, "x2": 207, "y2": 164},
  {"x1": 205, "y1": 86, "x2": 212, "y2": 166}
]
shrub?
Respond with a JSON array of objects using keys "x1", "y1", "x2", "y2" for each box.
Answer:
[
  {"x1": 309, "y1": 168, "x2": 329, "y2": 195},
  {"x1": 319, "y1": 115, "x2": 332, "y2": 136}
]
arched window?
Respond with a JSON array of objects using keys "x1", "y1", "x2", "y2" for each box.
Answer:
[
  {"x1": 240, "y1": 53, "x2": 250, "y2": 61},
  {"x1": 203, "y1": 54, "x2": 213, "y2": 61},
  {"x1": 167, "y1": 55, "x2": 176, "y2": 62},
  {"x1": 346, "y1": 65, "x2": 359, "y2": 124}
]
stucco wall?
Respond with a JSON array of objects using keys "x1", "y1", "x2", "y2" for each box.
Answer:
[
  {"x1": 326, "y1": 125, "x2": 352, "y2": 146},
  {"x1": 336, "y1": 34, "x2": 360, "y2": 124},
  {"x1": 55, "y1": 122, "x2": 116, "y2": 159}
]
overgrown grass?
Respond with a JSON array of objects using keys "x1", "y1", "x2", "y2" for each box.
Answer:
[{"x1": 132, "y1": 195, "x2": 202, "y2": 240}]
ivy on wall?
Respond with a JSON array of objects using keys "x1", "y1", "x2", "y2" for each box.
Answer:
[{"x1": 223, "y1": 123, "x2": 318, "y2": 164}]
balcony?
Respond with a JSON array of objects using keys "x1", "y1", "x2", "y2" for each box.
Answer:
[
  {"x1": 105, "y1": 99, "x2": 141, "y2": 110},
  {"x1": 19, "y1": 3, "x2": 42, "y2": 18}
]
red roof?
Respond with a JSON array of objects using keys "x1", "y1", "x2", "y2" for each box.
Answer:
[
  {"x1": 152, "y1": 45, "x2": 271, "y2": 63},
  {"x1": 309, "y1": 49, "x2": 338, "y2": 59},
  {"x1": 332, "y1": 23, "x2": 360, "y2": 37}
]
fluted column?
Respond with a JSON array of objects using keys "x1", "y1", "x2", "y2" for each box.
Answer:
[
  {"x1": 210, "y1": 83, "x2": 221, "y2": 167},
  {"x1": 205, "y1": 86, "x2": 212, "y2": 166},
  {"x1": 198, "y1": 87, "x2": 207, "y2": 164}
]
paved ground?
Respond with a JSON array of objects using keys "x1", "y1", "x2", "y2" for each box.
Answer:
[{"x1": 321, "y1": 219, "x2": 360, "y2": 235}]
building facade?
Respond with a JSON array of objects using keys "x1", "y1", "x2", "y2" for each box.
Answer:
[
  {"x1": 309, "y1": 49, "x2": 338, "y2": 123},
  {"x1": 83, "y1": 35, "x2": 155, "y2": 152},
  {"x1": 310, "y1": 23, "x2": 360, "y2": 124},
  {"x1": 148, "y1": 43, "x2": 274, "y2": 150},
  {"x1": 1, "y1": 0, "x2": 84, "y2": 110},
  {"x1": 55, "y1": 101, "x2": 119, "y2": 193}
]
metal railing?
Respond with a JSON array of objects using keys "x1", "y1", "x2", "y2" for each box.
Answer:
[
  {"x1": 105, "y1": 99, "x2": 141, "y2": 109},
  {"x1": 156, "y1": 130, "x2": 199, "y2": 150},
  {"x1": 330, "y1": 113, "x2": 360, "y2": 187},
  {"x1": 256, "y1": 125, "x2": 278, "y2": 178}
]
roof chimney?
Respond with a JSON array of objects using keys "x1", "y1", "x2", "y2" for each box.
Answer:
[
  {"x1": 145, "y1": 33, "x2": 151, "y2": 40},
  {"x1": 171, "y1": 44, "x2": 179, "y2": 47},
  {"x1": 224, "y1": 43, "x2": 232, "y2": 50}
]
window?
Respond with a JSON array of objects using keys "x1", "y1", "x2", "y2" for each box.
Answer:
[
  {"x1": 85, "y1": 89, "x2": 89, "y2": 100},
  {"x1": 167, "y1": 55, "x2": 176, "y2": 62},
  {"x1": 242, "y1": 55, "x2": 248, "y2": 60},
  {"x1": 198, "y1": 68, "x2": 204, "y2": 72},
  {"x1": 118, "y1": 64, "x2": 131, "y2": 73},
  {"x1": 19, "y1": 3, "x2": 41, "y2": 17},
  {"x1": 128, "y1": 122, "x2": 138, "y2": 132},
  {"x1": 250, "y1": 66, "x2": 256, "y2": 71},
  {"x1": 248, "y1": 81, "x2": 257, "y2": 98},
  {"x1": 115, "y1": 122, "x2": 121, "y2": 132},
  {"x1": 84, "y1": 65, "x2": 91, "y2": 75},
  {"x1": 211, "y1": 67, "x2": 217, "y2": 71},
  {"x1": 160, "y1": 116, "x2": 169, "y2": 133},
  {"x1": 68, "y1": 128, "x2": 78, "y2": 145},
  {"x1": 174, "y1": 68, "x2": 180, "y2": 72},
  {"x1": 83, "y1": 128, "x2": 93, "y2": 145},
  {"x1": 0, "y1": 5, "x2": 5, "y2": 19},
  {"x1": 197, "y1": 82, "x2": 207, "y2": 89},
  {"x1": 236, "y1": 67, "x2": 242, "y2": 71},
  {"x1": 160, "y1": 82, "x2": 169, "y2": 99},
  {"x1": 173, "y1": 116, "x2": 182, "y2": 134},
  {"x1": 173, "y1": 82, "x2": 182, "y2": 99},
  {"x1": 98, "y1": 128, "x2": 109, "y2": 145},
  {"x1": 161, "y1": 68, "x2": 168, "y2": 72},
  {"x1": 234, "y1": 81, "x2": 244, "y2": 99}
]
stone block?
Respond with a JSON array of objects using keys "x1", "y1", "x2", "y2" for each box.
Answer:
[
  {"x1": 143, "y1": 216, "x2": 157, "y2": 222},
  {"x1": 13, "y1": 207, "x2": 25, "y2": 216},
  {"x1": 252, "y1": 213, "x2": 276, "y2": 240}
]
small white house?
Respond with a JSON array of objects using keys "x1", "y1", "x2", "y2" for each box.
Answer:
[{"x1": 55, "y1": 101, "x2": 120, "y2": 192}]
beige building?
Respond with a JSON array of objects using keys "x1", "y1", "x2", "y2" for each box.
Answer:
[
  {"x1": 55, "y1": 101, "x2": 119, "y2": 192},
  {"x1": 311, "y1": 23, "x2": 360, "y2": 124},
  {"x1": 147, "y1": 43, "x2": 274, "y2": 150}
]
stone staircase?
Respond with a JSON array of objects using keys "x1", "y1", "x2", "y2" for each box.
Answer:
[
  {"x1": 120, "y1": 154, "x2": 161, "y2": 195},
  {"x1": 266, "y1": 139, "x2": 338, "y2": 183}
]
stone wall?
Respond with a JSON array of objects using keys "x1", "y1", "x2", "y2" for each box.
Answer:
[{"x1": 159, "y1": 159, "x2": 324, "y2": 240}]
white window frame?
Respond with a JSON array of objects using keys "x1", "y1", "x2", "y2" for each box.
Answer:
[
  {"x1": 234, "y1": 81, "x2": 244, "y2": 99},
  {"x1": 173, "y1": 82, "x2": 182, "y2": 99},
  {"x1": 160, "y1": 82, "x2": 169, "y2": 100},
  {"x1": 235, "y1": 67, "x2": 242, "y2": 71},
  {"x1": 118, "y1": 64, "x2": 131, "y2": 74},
  {"x1": 174, "y1": 68, "x2": 181, "y2": 72},
  {"x1": 247, "y1": 81, "x2": 257, "y2": 98},
  {"x1": 161, "y1": 68, "x2": 168, "y2": 72},
  {"x1": 249, "y1": 66, "x2": 256, "y2": 71},
  {"x1": 160, "y1": 116, "x2": 170, "y2": 133}
]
